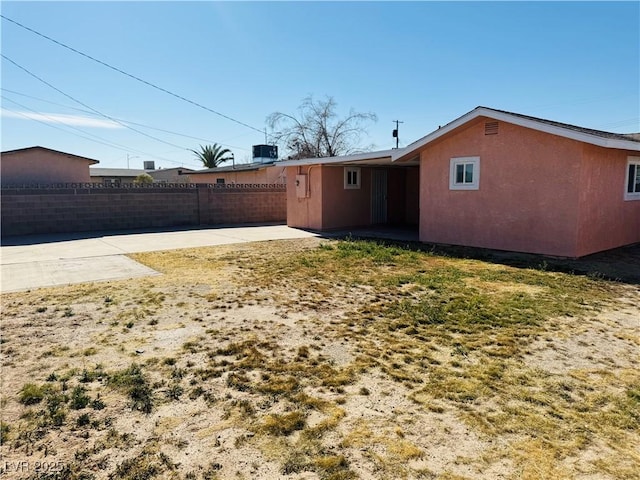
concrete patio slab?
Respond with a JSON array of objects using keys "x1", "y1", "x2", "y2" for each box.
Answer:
[
  {"x1": 1, "y1": 225, "x2": 318, "y2": 293},
  {"x1": 2, "y1": 256, "x2": 160, "y2": 293}
]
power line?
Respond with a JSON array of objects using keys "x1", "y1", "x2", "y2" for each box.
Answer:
[
  {"x1": 1, "y1": 54, "x2": 193, "y2": 153},
  {"x1": 2, "y1": 97, "x2": 202, "y2": 167},
  {"x1": 1, "y1": 87, "x2": 250, "y2": 151},
  {"x1": 1, "y1": 14, "x2": 266, "y2": 137}
]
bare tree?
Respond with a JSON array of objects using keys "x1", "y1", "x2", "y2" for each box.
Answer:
[{"x1": 267, "y1": 96, "x2": 377, "y2": 160}]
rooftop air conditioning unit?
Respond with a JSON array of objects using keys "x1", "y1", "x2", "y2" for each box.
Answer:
[{"x1": 143, "y1": 161, "x2": 155, "y2": 170}]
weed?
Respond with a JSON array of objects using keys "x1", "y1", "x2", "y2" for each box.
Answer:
[
  {"x1": 166, "y1": 383, "x2": 184, "y2": 400},
  {"x1": 108, "y1": 363, "x2": 154, "y2": 414},
  {"x1": 112, "y1": 447, "x2": 163, "y2": 479},
  {"x1": 19, "y1": 383, "x2": 48, "y2": 405},
  {"x1": 76, "y1": 413, "x2": 91, "y2": 427},
  {"x1": 91, "y1": 396, "x2": 106, "y2": 410},
  {"x1": 0, "y1": 422, "x2": 10, "y2": 444},
  {"x1": 261, "y1": 411, "x2": 306, "y2": 436},
  {"x1": 70, "y1": 386, "x2": 90, "y2": 410}
]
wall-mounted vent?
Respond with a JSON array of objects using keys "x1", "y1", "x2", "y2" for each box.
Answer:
[{"x1": 484, "y1": 121, "x2": 499, "y2": 135}]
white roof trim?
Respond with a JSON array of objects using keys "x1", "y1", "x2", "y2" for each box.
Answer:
[
  {"x1": 278, "y1": 148, "x2": 400, "y2": 167},
  {"x1": 392, "y1": 107, "x2": 640, "y2": 161}
]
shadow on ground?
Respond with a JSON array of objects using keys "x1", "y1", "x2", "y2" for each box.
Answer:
[
  {"x1": 0, "y1": 222, "x2": 286, "y2": 247},
  {"x1": 321, "y1": 227, "x2": 640, "y2": 286}
]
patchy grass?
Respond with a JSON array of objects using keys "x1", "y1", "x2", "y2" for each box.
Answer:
[{"x1": 1, "y1": 237, "x2": 637, "y2": 479}]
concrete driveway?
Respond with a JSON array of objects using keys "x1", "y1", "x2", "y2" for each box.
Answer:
[{"x1": 0, "y1": 225, "x2": 318, "y2": 293}]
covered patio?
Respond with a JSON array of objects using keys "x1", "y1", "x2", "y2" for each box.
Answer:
[{"x1": 280, "y1": 150, "x2": 420, "y2": 232}]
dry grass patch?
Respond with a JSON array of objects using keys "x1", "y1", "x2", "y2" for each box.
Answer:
[{"x1": 0, "y1": 237, "x2": 637, "y2": 479}]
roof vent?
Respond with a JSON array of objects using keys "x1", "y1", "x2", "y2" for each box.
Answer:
[{"x1": 485, "y1": 121, "x2": 499, "y2": 135}]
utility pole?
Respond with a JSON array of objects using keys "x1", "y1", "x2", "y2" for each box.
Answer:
[
  {"x1": 392, "y1": 120, "x2": 404, "y2": 149},
  {"x1": 126, "y1": 154, "x2": 139, "y2": 169}
]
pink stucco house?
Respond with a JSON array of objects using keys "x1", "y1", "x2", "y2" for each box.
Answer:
[
  {"x1": 1, "y1": 146, "x2": 99, "y2": 185},
  {"x1": 282, "y1": 107, "x2": 640, "y2": 258}
]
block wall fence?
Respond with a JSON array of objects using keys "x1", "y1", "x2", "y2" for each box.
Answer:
[{"x1": 1, "y1": 184, "x2": 287, "y2": 237}]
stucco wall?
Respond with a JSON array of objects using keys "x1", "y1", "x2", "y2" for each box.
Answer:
[
  {"x1": 419, "y1": 119, "x2": 584, "y2": 257},
  {"x1": 1, "y1": 149, "x2": 94, "y2": 185},
  {"x1": 286, "y1": 164, "x2": 420, "y2": 231},
  {"x1": 1, "y1": 185, "x2": 286, "y2": 237},
  {"x1": 321, "y1": 166, "x2": 372, "y2": 229},
  {"x1": 286, "y1": 166, "x2": 323, "y2": 230},
  {"x1": 575, "y1": 145, "x2": 640, "y2": 256}
]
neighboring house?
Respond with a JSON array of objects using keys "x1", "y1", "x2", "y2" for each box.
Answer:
[
  {"x1": 149, "y1": 167, "x2": 193, "y2": 183},
  {"x1": 0, "y1": 146, "x2": 99, "y2": 185},
  {"x1": 281, "y1": 106, "x2": 640, "y2": 258},
  {"x1": 90, "y1": 168, "x2": 146, "y2": 185},
  {"x1": 89, "y1": 167, "x2": 193, "y2": 184},
  {"x1": 185, "y1": 162, "x2": 286, "y2": 185}
]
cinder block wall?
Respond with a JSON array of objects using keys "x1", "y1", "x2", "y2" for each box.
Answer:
[{"x1": 1, "y1": 184, "x2": 287, "y2": 237}]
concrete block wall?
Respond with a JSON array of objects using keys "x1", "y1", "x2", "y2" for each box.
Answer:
[{"x1": 1, "y1": 184, "x2": 287, "y2": 237}]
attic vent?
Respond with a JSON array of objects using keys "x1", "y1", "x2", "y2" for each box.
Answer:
[{"x1": 485, "y1": 121, "x2": 499, "y2": 135}]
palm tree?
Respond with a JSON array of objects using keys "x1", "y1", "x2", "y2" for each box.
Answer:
[{"x1": 191, "y1": 144, "x2": 233, "y2": 168}]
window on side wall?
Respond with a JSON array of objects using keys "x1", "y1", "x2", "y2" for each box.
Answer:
[
  {"x1": 450, "y1": 157, "x2": 480, "y2": 190},
  {"x1": 344, "y1": 167, "x2": 361, "y2": 189},
  {"x1": 216, "y1": 178, "x2": 225, "y2": 184},
  {"x1": 625, "y1": 157, "x2": 640, "y2": 201}
]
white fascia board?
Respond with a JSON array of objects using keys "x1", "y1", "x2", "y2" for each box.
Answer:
[
  {"x1": 391, "y1": 107, "x2": 640, "y2": 162},
  {"x1": 278, "y1": 148, "x2": 399, "y2": 167},
  {"x1": 478, "y1": 108, "x2": 640, "y2": 151}
]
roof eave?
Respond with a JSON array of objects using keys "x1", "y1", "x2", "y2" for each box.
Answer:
[
  {"x1": 278, "y1": 148, "x2": 399, "y2": 167},
  {"x1": 392, "y1": 107, "x2": 640, "y2": 162}
]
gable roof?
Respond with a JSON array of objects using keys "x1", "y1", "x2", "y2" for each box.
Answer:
[
  {"x1": 392, "y1": 106, "x2": 640, "y2": 162},
  {"x1": 1, "y1": 146, "x2": 100, "y2": 165}
]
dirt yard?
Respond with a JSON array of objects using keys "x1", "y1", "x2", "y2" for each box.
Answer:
[{"x1": 1, "y1": 237, "x2": 638, "y2": 480}]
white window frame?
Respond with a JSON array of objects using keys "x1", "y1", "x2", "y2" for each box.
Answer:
[
  {"x1": 625, "y1": 157, "x2": 640, "y2": 201},
  {"x1": 450, "y1": 156, "x2": 480, "y2": 190},
  {"x1": 344, "y1": 167, "x2": 361, "y2": 189}
]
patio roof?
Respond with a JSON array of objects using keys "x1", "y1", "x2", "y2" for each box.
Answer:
[{"x1": 277, "y1": 148, "x2": 417, "y2": 167}]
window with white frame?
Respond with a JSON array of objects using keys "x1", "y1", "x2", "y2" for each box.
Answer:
[
  {"x1": 450, "y1": 157, "x2": 480, "y2": 190},
  {"x1": 625, "y1": 157, "x2": 640, "y2": 200},
  {"x1": 344, "y1": 167, "x2": 361, "y2": 189}
]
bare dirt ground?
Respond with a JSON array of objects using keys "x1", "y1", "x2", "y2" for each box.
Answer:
[{"x1": 1, "y1": 237, "x2": 638, "y2": 480}]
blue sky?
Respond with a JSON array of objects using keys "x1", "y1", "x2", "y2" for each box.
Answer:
[{"x1": 1, "y1": 1, "x2": 638, "y2": 169}]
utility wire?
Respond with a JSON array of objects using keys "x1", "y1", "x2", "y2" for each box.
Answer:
[
  {"x1": 2, "y1": 95, "x2": 146, "y2": 153},
  {"x1": 2, "y1": 54, "x2": 192, "y2": 152},
  {"x1": 2, "y1": 97, "x2": 201, "y2": 167},
  {"x1": 0, "y1": 87, "x2": 250, "y2": 151},
  {"x1": 1, "y1": 14, "x2": 266, "y2": 136}
]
